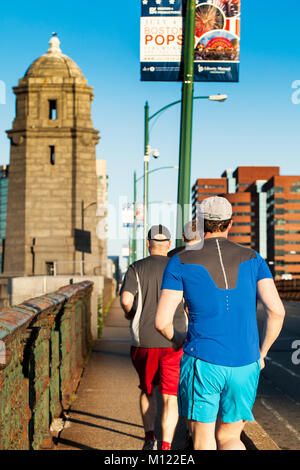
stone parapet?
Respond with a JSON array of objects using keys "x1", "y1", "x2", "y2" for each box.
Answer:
[{"x1": 0, "y1": 281, "x2": 93, "y2": 450}]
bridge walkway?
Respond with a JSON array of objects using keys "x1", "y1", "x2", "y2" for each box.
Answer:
[{"x1": 56, "y1": 297, "x2": 187, "y2": 451}]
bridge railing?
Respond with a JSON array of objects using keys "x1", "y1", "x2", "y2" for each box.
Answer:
[{"x1": 0, "y1": 280, "x2": 93, "y2": 450}]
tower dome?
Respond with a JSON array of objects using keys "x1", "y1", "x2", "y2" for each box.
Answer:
[{"x1": 24, "y1": 33, "x2": 85, "y2": 80}]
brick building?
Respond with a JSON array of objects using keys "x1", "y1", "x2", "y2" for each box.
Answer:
[
  {"x1": 192, "y1": 167, "x2": 300, "y2": 279},
  {"x1": 264, "y1": 175, "x2": 300, "y2": 279}
]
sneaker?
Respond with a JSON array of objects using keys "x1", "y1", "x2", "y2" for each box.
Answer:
[{"x1": 142, "y1": 439, "x2": 158, "y2": 450}]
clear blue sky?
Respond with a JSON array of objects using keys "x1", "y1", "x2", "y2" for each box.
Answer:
[{"x1": 1, "y1": 1, "x2": 300, "y2": 261}]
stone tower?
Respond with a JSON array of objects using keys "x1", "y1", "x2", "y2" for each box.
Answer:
[{"x1": 4, "y1": 34, "x2": 102, "y2": 276}]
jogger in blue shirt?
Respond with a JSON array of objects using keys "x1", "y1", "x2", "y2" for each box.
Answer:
[{"x1": 155, "y1": 196, "x2": 285, "y2": 450}]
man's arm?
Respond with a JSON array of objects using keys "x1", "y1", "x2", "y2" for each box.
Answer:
[
  {"x1": 120, "y1": 291, "x2": 136, "y2": 320},
  {"x1": 257, "y1": 278, "x2": 285, "y2": 369},
  {"x1": 155, "y1": 289, "x2": 186, "y2": 350},
  {"x1": 119, "y1": 265, "x2": 138, "y2": 320}
]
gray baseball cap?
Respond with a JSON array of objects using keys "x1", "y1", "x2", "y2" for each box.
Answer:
[
  {"x1": 198, "y1": 196, "x2": 232, "y2": 221},
  {"x1": 148, "y1": 224, "x2": 171, "y2": 241},
  {"x1": 183, "y1": 220, "x2": 201, "y2": 242}
]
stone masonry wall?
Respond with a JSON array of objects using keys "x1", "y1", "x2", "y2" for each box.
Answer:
[{"x1": 0, "y1": 280, "x2": 93, "y2": 450}]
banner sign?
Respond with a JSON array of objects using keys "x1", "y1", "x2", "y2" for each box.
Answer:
[
  {"x1": 140, "y1": 0, "x2": 240, "y2": 82},
  {"x1": 122, "y1": 203, "x2": 144, "y2": 228}
]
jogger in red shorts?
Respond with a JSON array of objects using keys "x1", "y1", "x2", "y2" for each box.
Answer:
[{"x1": 120, "y1": 225, "x2": 187, "y2": 450}]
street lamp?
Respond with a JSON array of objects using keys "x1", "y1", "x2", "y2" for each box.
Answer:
[
  {"x1": 143, "y1": 94, "x2": 227, "y2": 250},
  {"x1": 133, "y1": 165, "x2": 179, "y2": 261}
]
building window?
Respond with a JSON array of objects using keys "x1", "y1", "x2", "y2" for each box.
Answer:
[
  {"x1": 291, "y1": 181, "x2": 300, "y2": 193},
  {"x1": 50, "y1": 146, "x2": 55, "y2": 165},
  {"x1": 234, "y1": 212, "x2": 255, "y2": 216},
  {"x1": 274, "y1": 208, "x2": 285, "y2": 215},
  {"x1": 229, "y1": 232, "x2": 253, "y2": 237},
  {"x1": 274, "y1": 198, "x2": 285, "y2": 205},
  {"x1": 234, "y1": 222, "x2": 255, "y2": 226},
  {"x1": 197, "y1": 184, "x2": 225, "y2": 189},
  {"x1": 231, "y1": 202, "x2": 255, "y2": 207},
  {"x1": 267, "y1": 187, "x2": 284, "y2": 198},
  {"x1": 46, "y1": 261, "x2": 55, "y2": 275},
  {"x1": 274, "y1": 219, "x2": 285, "y2": 225},
  {"x1": 49, "y1": 100, "x2": 57, "y2": 120},
  {"x1": 274, "y1": 187, "x2": 284, "y2": 193}
]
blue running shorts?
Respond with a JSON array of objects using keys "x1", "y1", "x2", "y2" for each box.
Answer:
[{"x1": 178, "y1": 353, "x2": 261, "y2": 423}]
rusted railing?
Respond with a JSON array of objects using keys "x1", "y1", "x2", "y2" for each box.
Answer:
[{"x1": 0, "y1": 281, "x2": 93, "y2": 450}]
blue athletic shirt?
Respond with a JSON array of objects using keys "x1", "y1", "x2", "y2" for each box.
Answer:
[{"x1": 161, "y1": 237, "x2": 273, "y2": 367}]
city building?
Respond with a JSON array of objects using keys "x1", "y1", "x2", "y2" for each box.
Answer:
[
  {"x1": 0, "y1": 165, "x2": 8, "y2": 272},
  {"x1": 264, "y1": 175, "x2": 300, "y2": 279},
  {"x1": 192, "y1": 170, "x2": 256, "y2": 248},
  {"x1": 96, "y1": 159, "x2": 109, "y2": 276},
  {"x1": 4, "y1": 34, "x2": 106, "y2": 276},
  {"x1": 192, "y1": 166, "x2": 300, "y2": 279}
]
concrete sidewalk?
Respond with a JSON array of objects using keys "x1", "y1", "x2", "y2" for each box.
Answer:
[
  {"x1": 56, "y1": 297, "x2": 186, "y2": 450},
  {"x1": 56, "y1": 297, "x2": 279, "y2": 451}
]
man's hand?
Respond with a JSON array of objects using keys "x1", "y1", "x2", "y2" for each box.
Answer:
[
  {"x1": 120, "y1": 291, "x2": 135, "y2": 320},
  {"x1": 124, "y1": 308, "x2": 136, "y2": 321},
  {"x1": 155, "y1": 289, "x2": 184, "y2": 343},
  {"x1": 172, "y1": 329, "x2": 187, "y2": 351},
  {"x1": 257, "y1": 278, "x2": 285, "y2": 362},
  {"x1": 259, "y1": 355, "x2": 265, "y2": 371}
]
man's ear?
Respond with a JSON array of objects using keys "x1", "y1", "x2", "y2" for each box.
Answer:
[{"x1": 147, "y1": 239, "x2": 151, "y2": 251}]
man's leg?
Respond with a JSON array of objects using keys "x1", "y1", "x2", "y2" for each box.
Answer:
[
  {"x1": 190, "y1": 420, "x2": 217, "y2": 450},
  {"x1": 140, "y1": 388, "x2": 157, "y2": 435},
  {"x1": 130, "y1": 347, "x2": 160, "y2": 448},
  {"x1": 161, "y1": 393, "x2": 179, "y2": 447},
  {"x1": 215, "y1": 418, "x2": 246, "y2": 450},
  {"x1": 159, "y1": 348, "x2": 183, "y2": 450},
  {"x1": 216, "y1": 361, "x2": 260, "y2": 450}
]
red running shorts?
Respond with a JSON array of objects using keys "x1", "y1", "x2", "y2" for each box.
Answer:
[{"x1": 130, "y1": 346, "x2": 183, "y2": 396}]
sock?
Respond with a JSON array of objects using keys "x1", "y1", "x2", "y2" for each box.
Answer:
[
  {"x1": 161, "y1": 441, "x2": 171, "y2": 450},
  {"x1": 145, "y1": 430, "x2": 155, "y2": 442}
]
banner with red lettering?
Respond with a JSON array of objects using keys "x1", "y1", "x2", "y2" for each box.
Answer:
[{"x1": 140, "y1": 0, "x2": 240, "y2": 82}]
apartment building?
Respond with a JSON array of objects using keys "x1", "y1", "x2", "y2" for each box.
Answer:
[{"x1": 192, "y1": 166, "x2": 300, "y2": 279}]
